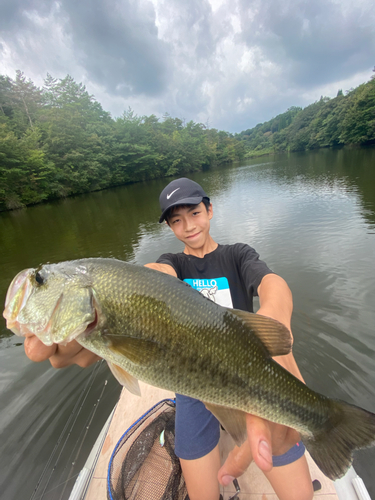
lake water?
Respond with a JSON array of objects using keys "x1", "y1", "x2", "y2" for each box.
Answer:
[{"x1": 1, "y1": 147, "x2": 375, "y2": 499}]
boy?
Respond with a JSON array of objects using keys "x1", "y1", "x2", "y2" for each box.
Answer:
[
  {"x1": 24, "y1": 177, "x2": 313, "y2": 500},
  {"x1": 144, "y1": 178, "x2": 313, "y2": 500}
]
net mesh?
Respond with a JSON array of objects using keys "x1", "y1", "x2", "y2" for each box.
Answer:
[{"x1": 107, "y1": 399, "x2": 188, "y2": 500}]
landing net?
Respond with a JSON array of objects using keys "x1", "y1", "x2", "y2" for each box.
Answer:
[{"x1": 107, "y1": 399, "x2": 188, "y2": 500}]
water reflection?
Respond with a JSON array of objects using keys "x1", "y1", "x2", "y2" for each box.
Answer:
[{"x1": 0, "y1": 147, "x2": 374, "y2": 498}]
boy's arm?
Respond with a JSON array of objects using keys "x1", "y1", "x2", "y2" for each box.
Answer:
[
  {"x1": 257, "y1": 273, "x2": 304, "y2": 382},
  {"x1": 144, "y1": 262, "x2": 177, "y2": 277},
  {"x1": 257, "y1": 273, "x2": 293, "y2": 334},
  {"x1": 219, "y1": 273, "x2": 305, "y2": 483}
]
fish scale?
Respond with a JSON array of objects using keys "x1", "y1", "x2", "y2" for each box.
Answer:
[{"x1": 3, "y1": 257, "x2": 375, "y2": 480}]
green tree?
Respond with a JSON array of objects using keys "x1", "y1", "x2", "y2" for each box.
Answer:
[
  {"x1": 9, "y1": 71, "x2": 42, "y2": 134},
  {"x1": 340, "y1": 79, "x2": 375, "y2": 144},
  {"x1": 0, "y1": 123, "x2": 55, "y2": 210},
  {"x1": 0, "y1": 75, "x2": 13, "y2": 122}
]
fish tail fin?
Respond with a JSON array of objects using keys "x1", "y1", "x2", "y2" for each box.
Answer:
[{"x1": 304, "y1": 399, "x2": 375, "y2": 480}]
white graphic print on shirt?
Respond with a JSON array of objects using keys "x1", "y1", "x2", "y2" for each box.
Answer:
[{"x1": 183, "y1": 277, "x2": 233, "y2": 308}]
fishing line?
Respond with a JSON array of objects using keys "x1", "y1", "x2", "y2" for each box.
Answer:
[
  {"x1": 37, "y1": 396, "x2": 117, "y2": 500},
  {"x1": 29, "y1": 360, "x2": 105, "y2": 500},
  {"x1": 69, "y1": 400, "x2": 118, "y2": 500},
  {"x1": 39, "y1": 360, "x2": 105, "y2": 500},
  {"x1": 30, "y1": 361, "x2": 101, "y2": 500},
  {"x1": 57, "y1": 377, "x2": 110, "y2": 500},
  {"x1": 30, "y1": 472, "x2": 81, "y2": 500}
]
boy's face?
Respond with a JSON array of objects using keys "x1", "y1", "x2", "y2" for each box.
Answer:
[{"x1": 167, "y1": 202, "x2": 213, "y2": 250}]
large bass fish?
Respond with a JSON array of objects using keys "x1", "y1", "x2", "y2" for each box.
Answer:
[{"x1": 3, "y1": 258, "x2": 375, "y2": 480}]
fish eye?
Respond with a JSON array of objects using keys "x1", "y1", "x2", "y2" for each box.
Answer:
[{"x1": 35, "y1": 272, "x2": 44, "y2": 285}]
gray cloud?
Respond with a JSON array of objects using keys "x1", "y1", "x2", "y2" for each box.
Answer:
[
  {"x1": 237, "y1": 0, "x2": 375, "y2": 87},
  {"x1": 0, "y1": 0, "x2": 170, "y2": 97},
  {"x1": 61, "y1": 0, "x2": 170, "y2": 96},
  {"x1": 0, "y1": 0, "x2": 374, "y2": 132},
  {"x1": 0, "y1": 0, "x2": 50, "y2": 30}
]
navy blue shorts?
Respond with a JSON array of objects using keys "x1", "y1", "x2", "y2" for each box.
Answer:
[
  {"x1": 272, "y1": 441, "x2": 306, "y2": 466},
  {"x1": 174, "y1": 394, "x2": 220, "y2": 460},
  {"x1": 174, "y1": 394, "x2": 307, "y2": 465}
]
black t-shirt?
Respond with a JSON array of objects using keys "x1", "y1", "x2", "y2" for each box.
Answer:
[{"x1": 156, "y1": 243, "x2": 273, "y2": 312}]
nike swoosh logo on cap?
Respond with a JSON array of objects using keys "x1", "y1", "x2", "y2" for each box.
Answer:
[{"x1": 166, "y1": 188, "x2": 180, "y2": 199}]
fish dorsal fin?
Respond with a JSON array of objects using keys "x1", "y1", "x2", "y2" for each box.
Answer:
[
  {"x1": 107, "y1": 334, "x2": 163, "y2": 366},
  {"x1": 107, "y1": 362, "x2": 141, "y2": 396},
  {"x1": 204, "y1": 402, "x2": 247, "y2": 447},
  {"x1": 228, "y1": 309, "x2": 292, "y2": 357}
]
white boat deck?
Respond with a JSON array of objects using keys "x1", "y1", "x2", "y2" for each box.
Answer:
[{"x1": 84, "y1": 383, "x2": 340, "y2": 500}]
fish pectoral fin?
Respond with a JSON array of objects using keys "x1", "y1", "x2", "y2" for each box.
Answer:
[
  {"x1": 204, "y1": 402, "x2": 247, "y2": 447},
  {"x1": 228, "y1": 309, "x2": 292, "y2": 357},
  {"x1": 107, "y1": 362, "x2": 141, "y2": 396},
  {"x1": 106, "y1": 334, "x2": 163, "y2": 366}
]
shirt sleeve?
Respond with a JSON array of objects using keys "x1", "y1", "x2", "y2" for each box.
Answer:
[{"x1": 236, "y1": 243, "x2": 274, "y2": 297}]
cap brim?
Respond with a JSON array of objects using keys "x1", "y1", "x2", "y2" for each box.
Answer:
[{"x1": 159, "y1": 196, "x2": 204, "y2": 223}]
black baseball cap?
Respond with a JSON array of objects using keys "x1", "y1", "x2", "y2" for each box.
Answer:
[{"x1": 159, "y1": 178, "x2": 209, "y2": 223}]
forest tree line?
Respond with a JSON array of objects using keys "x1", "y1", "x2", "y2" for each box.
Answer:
[
  {"x1": 237, "y1": 68, "x2": 375, "y2": 157},
  {"x1": 1, "y1": 69, "x2": 375, "y2": 211},
  {"x1": 0, "y1": 71, "x2": 245, "y2": 211}
]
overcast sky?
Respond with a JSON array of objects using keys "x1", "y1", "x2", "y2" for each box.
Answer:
[{"x1": 1, "y1": 0, "x2": 374, "y2": 132}]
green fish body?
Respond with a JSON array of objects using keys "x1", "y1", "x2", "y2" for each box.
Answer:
[{"x1": 3, "y1": 258, "x2": 375, "y2": 480}]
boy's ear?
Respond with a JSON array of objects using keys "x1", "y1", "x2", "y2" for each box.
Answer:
[{"x1": 208, "y1": 203, "x2": 213, "y2": 219}]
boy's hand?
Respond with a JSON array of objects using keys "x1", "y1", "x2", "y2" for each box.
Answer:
[
  {"x1": 24, "y1": 334, "x2": 100, "y2": 368},
  {"x1": 218, "y1": 413, "x2": 300, "y2": 484}
]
